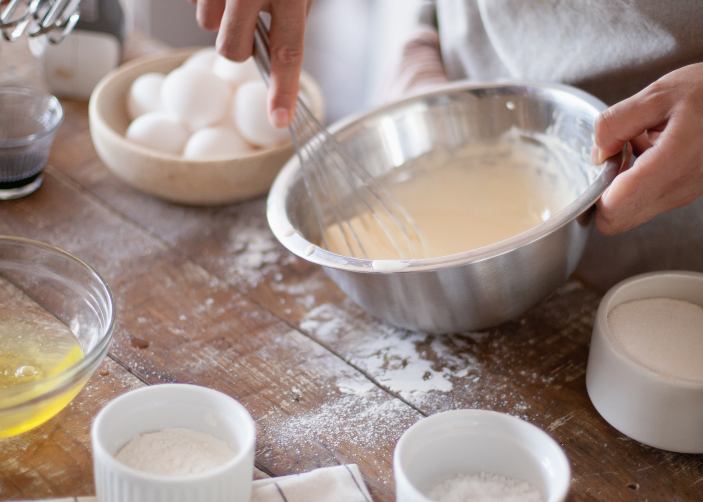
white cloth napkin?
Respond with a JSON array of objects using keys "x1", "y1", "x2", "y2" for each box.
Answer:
[
  {"x1": 19, "y1": 464, "x2": 373, "y2": 502},
  {"x1": 252, "y1": 464, "x2": 372, "y2": 502}
]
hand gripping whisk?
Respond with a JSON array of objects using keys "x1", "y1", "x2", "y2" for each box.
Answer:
[{"x1": 252, "y1": 17, "x2": 425, "y2": 260}]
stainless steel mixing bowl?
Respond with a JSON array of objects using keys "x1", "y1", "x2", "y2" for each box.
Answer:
[{"x1": 267, "y1": 82, "x2": 629, "y2": 333}]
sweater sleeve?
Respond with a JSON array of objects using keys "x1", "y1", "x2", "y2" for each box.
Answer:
[{"x1": 386, "y1": 24, "x2": 449, "y2": 100}]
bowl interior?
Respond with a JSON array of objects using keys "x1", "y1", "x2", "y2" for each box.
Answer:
[
  {"x1": 100, "y1": 54, "x2": 180, "y2": 141},
  {"x1": 94, "y1": 49, "x2": 323, "y2": 161},
  {"x1": 395, "y1": 410, "x2": 570, "y2": 502},
  {"x1": 0, "y1": 237, "x2": 114, "y2": 397},
  {"x1": 0, "y1": 87, "x2": 63, "y2": 147},
  {"x1": 598, "y1": 271, "x2": 703, "y2": 385},
  {"x1": 276, "y1": 83, "x2": 611, "y2": 261},
  {"x1": 93, "y1": 384, "x2": 256, "y2": 480}
]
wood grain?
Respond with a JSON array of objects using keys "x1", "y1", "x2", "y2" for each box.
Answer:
[{"x1": 1, "y1": 96, "x2": 702, "y2": 502}]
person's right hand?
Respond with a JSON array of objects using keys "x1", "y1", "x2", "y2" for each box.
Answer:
[
  {"x1": 192, "y1": 0, "x2": 311, "y2": 128},
  {"x1": 594, "y1": 63, "x2": 703, "y2": 234}
]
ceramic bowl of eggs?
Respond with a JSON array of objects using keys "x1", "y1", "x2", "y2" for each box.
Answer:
[{"x1": 89, "y1": 48, "x2": 324, "y2": 205}]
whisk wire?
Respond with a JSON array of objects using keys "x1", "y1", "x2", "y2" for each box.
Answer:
[
  {"x1": 253, "y1": 16, "x2": 425, "y2": 260},
  {"x1": 291, "y1": 111, "x2": 369, "y2": 257}
]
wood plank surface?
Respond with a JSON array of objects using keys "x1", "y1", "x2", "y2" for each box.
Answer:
[{"x1": 1, "y1": 97, "x2": 702, "y2": 502}]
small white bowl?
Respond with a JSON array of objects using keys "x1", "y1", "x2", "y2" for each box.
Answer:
[
  {"x1": 89, "y1": 48, "x2": 324, "y2": 205},
  {"x1": 91, "y1": 384, "x2": 256, "y2": 502},
  {"x1": 586, "y1": 271, "x2": 703, "y2": 453},
  {"x1": 393, "y1": 409, "x2": 570, "y2": 502}
]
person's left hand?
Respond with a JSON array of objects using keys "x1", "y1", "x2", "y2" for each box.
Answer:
[{"x1": 594, "y1": 63, "x2": 703, "y2": 234}]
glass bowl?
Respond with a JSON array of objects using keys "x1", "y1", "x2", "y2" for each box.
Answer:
[
  {"x1": 0, "y1": 87, "x2": 63, "y2": 200},
  {"x1": 0, "y1": 236, "x2": 114, "y2": 438}
]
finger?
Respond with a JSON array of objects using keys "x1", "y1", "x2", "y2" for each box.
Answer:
[
  {"x1": 216, "y1": 0, "x2": 263, "y2": 62},
  {"x1": 596, "y1": 112, "x2": 698, "y2": 234},
  {"x1": 631, "y1": 132, "x2": 653, "y2": 156},
  {"x1": 594, "y1": 81, "x2": 673, "y2": 163},
  {"x1": 196, "y1": 0, "x2": 226, "y2": 31},
  {"x1": 268, "y1": 1, "x2": 307, "y2": 127}
]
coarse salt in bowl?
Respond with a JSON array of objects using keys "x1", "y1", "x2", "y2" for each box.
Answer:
[{"x1": 393, "y1": 409, "x2": 570, "y2": 502}]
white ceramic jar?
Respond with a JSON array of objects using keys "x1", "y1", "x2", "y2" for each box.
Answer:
[
  {"x1": 91, "y1": 384, "x2": 256, "y2": 502},
  {"x1": 586, "y1": 271, "x2": 703, "y2": 453},
  {"x1": 393, "y1": 409, "x2": 570, "y2": 502}
]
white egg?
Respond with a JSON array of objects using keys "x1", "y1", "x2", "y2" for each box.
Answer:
[
  {"x1": 161, "y1": 67, "x2": 230, "y2": 129},
  {"x1": 233, "y1": 81, "x2": 289, "y2": 148},
  {"x1": 183, "y1": 127, "x2": 255, "y2": 160},
  {"x1": 213, "y1": 55, "x2": 260, "y2": 87},
  {"x1": 215, "y1": 104, "x2": 237, "y2": 128},
  {"x1": 182, "y1": 47, "x2": 217, "y2": 70},
  {"x1": 127, "y1": 73, "x2": 165, "y2": 120},
  {"x1": 126, "y1": 112, "x2": 189, "y2": 155}
]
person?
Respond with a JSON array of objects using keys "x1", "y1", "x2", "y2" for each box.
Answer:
[{"x1": 192, "y1": 0, "x2": 703, "y2": 287}]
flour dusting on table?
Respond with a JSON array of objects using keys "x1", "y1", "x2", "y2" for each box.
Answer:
[
  {"x1": 300, "y1": 303, "x2": 482, "y2": 397},
  {"x1": 220, "y1": 216, "x2": 296, "y2": 289},
  {"x1": 263, "y1": 393, "x2": 417, "y2": 457}
]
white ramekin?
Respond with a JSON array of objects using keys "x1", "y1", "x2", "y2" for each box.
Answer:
[
  {"x1": 393, "y1": 409, "x2": 570, "y2": 502},
  {"x1": 586, "y1": 271, "x2": 703, "y2": 453},
  {"x1": 91, "y1": 384, "x2": 256, "y2": 502}
]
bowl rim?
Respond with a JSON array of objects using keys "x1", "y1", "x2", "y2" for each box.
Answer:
[
  {"x1": 593, "y1": 270, "x2": 703, "y2": 389},
  {"x1": 0, "y1": 235, "x2": 115, "y2": 410},
  {"x1": 0, "y1": 87, "x2": 64, "y2": 149},
  {"x1": 393, "y1": 409, "x2": 571, "y2": 502},
  {"x1": 88, "y1": 47, "x2": 324, "y2": 164},
  {"x1": 91, "y1": 384, "x2": 256, "y2": 484},
  {"x1": 267, "y1": 80, "x2": 628, "y2": 273}
]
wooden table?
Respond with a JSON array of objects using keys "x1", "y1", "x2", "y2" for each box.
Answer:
[{"x1": 0, "y1": 98, "x2": 702, "y2": 502}]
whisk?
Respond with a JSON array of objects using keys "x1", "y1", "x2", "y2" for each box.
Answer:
[
  {"x1": 253, "y1": 17, "x2": 425, "y2": 260},
  {"x1": 0, "y1": 0, "x2": 80, "y2": 43}
]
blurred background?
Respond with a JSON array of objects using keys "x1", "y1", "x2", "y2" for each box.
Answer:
[{"x1": 127, "y1": 0, "x2": 424, "y2": 122}]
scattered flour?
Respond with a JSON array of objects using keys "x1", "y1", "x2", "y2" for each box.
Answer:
[
  {"x1": 428, "y1": 472, "x2": 543, "y2": 502},
  {"x1": 221, "y1": 223, "x2": 295, "y2": 289},
  {"x1": 270, "y1": 275, "x2": 326, "y2": 310},
  {"x1": 263, "y1": 393, "x2": 416, "y2": 456},
  {"x1": 115, "y1": 427, "x2": 234, "y2": 476},
  {"x1": 300, "y1": 303, "x2": 480, "y2": 396}
]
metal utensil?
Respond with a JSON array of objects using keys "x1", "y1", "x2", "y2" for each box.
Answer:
[
  {"x1": 268, "y1": 81, "x2": 630, "y2": 333},
  {"x1": 0, "y1": 0, "x2": 80, "y2": 44},
  {"x1": 252, "y1": 16, "x2": 424, "y2": 260}
]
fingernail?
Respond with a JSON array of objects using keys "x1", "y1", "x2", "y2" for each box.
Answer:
[
  {"x1": 596, "y1": 148, "x2": 608, "y2": 164},
  {"x1": 590, "y1": 146, "x2": 600, "y2": 164},
  {"x1": 271, "y1": 108, "x2": 290, "y2": 129}
]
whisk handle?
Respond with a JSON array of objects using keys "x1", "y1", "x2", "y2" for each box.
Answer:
[{"x1": 253, "y1": 16, "x2": 272, "y2": 85}]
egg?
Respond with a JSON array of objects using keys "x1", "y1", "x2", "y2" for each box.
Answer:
[
  {"x1": 183, "y1": 127, "x2": 255, "y2": 160},
  {"x1": 214, "y1": 96, "x2": 237, "y2": 128},
  {"x1": 233, "y1": 81, "x2": 289, "y2": 148},
  {"x1": 182, "y1": 47, "x2": 217, "y2": 70},
  {"x1": 126, "y1": 112, "x2": 189, "y2": 155},
  {"x1": 127, "y1": 73, "x2": 165, "y2": 120},
  {"x1": 213, "y1": 55, "x2": 260, "y2": 87},
  {"x1": 161, "y1": 67, "x2": 230, "y2": 129}
]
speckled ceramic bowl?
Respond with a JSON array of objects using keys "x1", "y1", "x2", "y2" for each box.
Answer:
[{"x1": 89, "y1": 48, "x2": 324, "y2": 205}]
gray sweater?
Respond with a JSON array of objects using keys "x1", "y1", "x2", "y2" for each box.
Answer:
[
  {"x1": 434, "y1": 0, "x2": 703, "y2": 104},
  {"x1": 421, "y1": 0, "x2": 703, "y2": 289}
]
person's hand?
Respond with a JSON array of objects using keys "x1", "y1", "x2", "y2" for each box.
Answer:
[
  {"x1": 594, "y1": 63, "x2": 703, "y2": 234},
  {"x1": 191, "y1": 0, "x2": 311, "y2": 128}
]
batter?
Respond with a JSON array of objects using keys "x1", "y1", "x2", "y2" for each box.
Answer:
[{"x1": 322, "y1": 137, "x2": 578, "y2": 259}]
